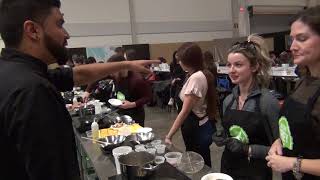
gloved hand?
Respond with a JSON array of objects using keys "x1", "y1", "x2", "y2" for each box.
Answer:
[
  {"x1": 212, "y1": 130, "x2": 228, "y2": 147},
  {"x1": 225, "y1": 138, "x2": 249, "y2": 156}
]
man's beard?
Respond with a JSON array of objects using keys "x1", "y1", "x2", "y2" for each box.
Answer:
[{"x1": 44, "y1": 33, "x2": 68, "y2": 65}]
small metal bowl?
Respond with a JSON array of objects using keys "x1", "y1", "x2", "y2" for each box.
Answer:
[
  {"x1": 120, "y1": 115, "x2": 133, "y2": 124},
  {"x1": 98, "y1": 135, "x2": 126, "y2": 151},
  {"x1": 133, "y1": 132, "x2": 155, "y2": 143}
]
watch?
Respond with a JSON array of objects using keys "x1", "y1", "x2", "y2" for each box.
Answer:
[{"x1": 292, "y1": 156, "x2": 304, "y2": 180}]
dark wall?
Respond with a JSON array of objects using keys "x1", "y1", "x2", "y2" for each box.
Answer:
[{"x1": 123, "y1": 44, "x2": 150, "y2": 60}]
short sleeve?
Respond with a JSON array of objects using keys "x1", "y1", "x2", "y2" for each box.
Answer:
[{"x1": 183, "y1": 72, "x2": 207, "y2": 98}]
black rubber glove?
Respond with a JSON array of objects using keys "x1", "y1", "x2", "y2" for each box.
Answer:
[
  {"x1": 212, "y1": 130, "x2": 228, "y2": 147},
  {"x1": 225, "y1": 138, "x2": 249, "y2": 156}
]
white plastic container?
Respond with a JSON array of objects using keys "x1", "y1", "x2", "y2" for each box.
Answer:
[
  {"x1": 112, "y1": 146, "x2": 133, "y2": 174},
  {"x1": 94, "y1": 100, "x2": 102, "y2": 114},
  {"x1": 91, "y1": 121, "x2": 99, "y2": 140},
  {"x1": 164, "y1": 152, "x2": 182, "y2": 167},
  {"x1": 155, "y1": 144, "x2": 166, "y2": 154},
  {"x1": 146, "y1": 148, "x2": 156, "y2": 155},
  {"x1": 154, "y1": 156, "x2": 165, "y2": 165}
]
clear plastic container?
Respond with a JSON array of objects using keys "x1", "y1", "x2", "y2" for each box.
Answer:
[
  {"x1": 177, "y1": 151, "x2": 204, "y2": 174},
  {"x1": 151, "y1": 140, "x2": 162, "y2": 146},
  {"x1": 146, "y1": 148, "x2": 156, "y2": 155},
  {"x1": 164, "y1": 152, "x2": 182, "y2": 167},
  {"x1": 155, "y1": 144, "x2": 166, "y2": 154},
  {"x1": 154, "y1": 156, "x2": 165, "y2": 165}
]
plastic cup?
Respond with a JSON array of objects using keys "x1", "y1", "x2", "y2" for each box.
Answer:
[
  {"x1": 154, "y1": 156, "x2": 165, "y2": 165},
  {"x1": 155, "y1": 144, "x2": 166, "y2": 154},
  {"x1": 151, "y1": 140, "x2": 162, "y2": 146},
  {"x1": 164, "y1": 152, "x2": 182, "y2": 167},
  {"x1": 112, "y1": 146, "x2": 132, "y2": 174},
  {"x1": 146, "y1": 148, "x2": 156, "y2": 155}
]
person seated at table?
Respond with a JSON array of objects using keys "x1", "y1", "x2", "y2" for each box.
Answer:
[
  {"x1": 165, "y1": 42, "x2": 217, "y2": 167},
  {"x1": 212, "y1": 35, "x2": 280, "y2": 179},
  {"x1": 168, "y1": 51, "x2": 186, "y2": 106},
  {"x1": 108, "y1": 54, "x2": 152, "y2": 126}
]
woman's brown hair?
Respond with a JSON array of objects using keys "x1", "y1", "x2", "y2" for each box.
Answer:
[{"x1": 177, "y1": 42, "x2": 217, "y2": 121}]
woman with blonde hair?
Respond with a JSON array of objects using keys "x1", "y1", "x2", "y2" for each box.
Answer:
[{"x1": 213, "y1": 34, "x2": 280, "y2": 179}]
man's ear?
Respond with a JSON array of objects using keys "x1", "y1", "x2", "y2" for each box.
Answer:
[{"x1": 23, "y1": 20, "x2": 41, "y2": 41}]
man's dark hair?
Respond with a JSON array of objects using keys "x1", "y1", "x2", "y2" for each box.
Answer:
[{"x1": 0, "y1": 0, "x2": 61, "y2": 48}]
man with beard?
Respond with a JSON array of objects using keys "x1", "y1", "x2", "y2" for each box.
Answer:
[{"x1": 0, "y1": 1, "x2": 158, "y2": 180}]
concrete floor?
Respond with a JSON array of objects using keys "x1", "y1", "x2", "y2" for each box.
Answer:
[{"x1": 144, "y1": 106, "x2": 281, "y2": 179}]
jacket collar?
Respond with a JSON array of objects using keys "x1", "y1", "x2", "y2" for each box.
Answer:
[{"x1": 1, "y1": 48, "x2": 48, "y2": 75}]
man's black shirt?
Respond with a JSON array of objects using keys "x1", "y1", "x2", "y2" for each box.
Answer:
[{"x1": 0, "y1": 48, "x2": 80, "y2": 180}]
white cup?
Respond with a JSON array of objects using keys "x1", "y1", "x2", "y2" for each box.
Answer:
[
  {"x1": 155, "y1": 144, "x2": 166, "y2": 154},
  {"x1": 154, "y1": 156, "x2": 165, "y2": 165},
  {"x1": 151, "y1": 140, "x2": 162, "y2": 146},
  {"x1": 112, "y1": 146, "x2": 132, "y2": 174},
  {"x1": 164, "y1": 152, "x2": 182, "y2": 167},
  {"x1": 146, "y1": 148, "x2": 156, "y2": 155}
]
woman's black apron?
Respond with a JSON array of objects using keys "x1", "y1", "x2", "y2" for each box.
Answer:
[
  {"x1": 221, "y1": 97, "x2": 272, "y2": 180},
  {"x1": 281, "y1": 81, "x2": 320, "y2": 180}
]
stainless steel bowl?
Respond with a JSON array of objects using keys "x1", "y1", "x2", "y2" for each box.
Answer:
[
  {"x1": 98, "y1": 135, "x2": 126, "y2": 151},
  {"x1": 131, "y1": 132, "x2": 155, "y2": 143},
  {"x1": 120, "y1": 115, "x2": 133, "y2": 124}
]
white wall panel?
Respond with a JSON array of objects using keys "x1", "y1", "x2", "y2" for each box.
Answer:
[
  {"x1": 133, "y1": 0, "x2": 232, "y2": 22},
  {"x1": 59, "y1": 0, "x2": 234, "y2": 47},
  {"x1": 61, "y1": 0, "x2": 130, "y2": 23},
  {"x1": 66, "y1": 35, "x2": 132, "y2": 48},
  {"x1": 248, "y1": 0, "x2": 307, "y2": 6},
  {"x1": 137, "y1": 31, "x2": 233, "y2": 44}
]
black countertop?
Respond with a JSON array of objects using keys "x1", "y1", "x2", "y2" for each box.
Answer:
[{"x1": 72, "y1": 116, "x2": 213, "y2": 180}]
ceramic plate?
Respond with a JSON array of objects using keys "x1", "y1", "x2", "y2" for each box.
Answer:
[
  {"x1": 108, "y1": 99, "x2": 122, "y2": 107},
  {"x1": 201, "y1": 173, "x2": 233, "y2": 180}
]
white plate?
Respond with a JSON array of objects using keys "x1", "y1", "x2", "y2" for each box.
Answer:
[
  {"x1": 108, "y1": 99, "x2": 123, "y2": 107},
  {"x1": 201, "y1": 173, "x2": 233, "y2": 180},
  {"x1": 136, "y1": 127, "x2": 153, "y2": 133}
]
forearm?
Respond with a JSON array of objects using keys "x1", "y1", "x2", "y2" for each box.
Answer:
[
  {"x1": 73, "y1": 61, "x2": 129, "y2": 86},
  {"x1": 167, "y1": 111, "x2": 189, "y2": 138},
  {"x1": 300, "y1": 159, "x2": 320, "y2": 176}
]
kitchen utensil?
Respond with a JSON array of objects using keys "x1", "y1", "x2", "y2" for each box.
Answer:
[
  {"x1": 98, "y1": 135, "x2": 126, "y2": 150},
  {"x1": 81, "y1": 136, "x2": 108, "y2": 145},
  {"x1": 118, "y1": 151, "x2": 158, "y2": 179},
  {"x1": 120, "y1": 115, "x2": 134, "y2": 124},
  {"x1": 129, "y1": 132, "x2": 155, "y2": 143},
  {"x1": 136, "y1": 127, "x2": 152, "y2": 133},
  {"x1": 113, "y1": 146, "x2": 133, "y2": 174}
]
